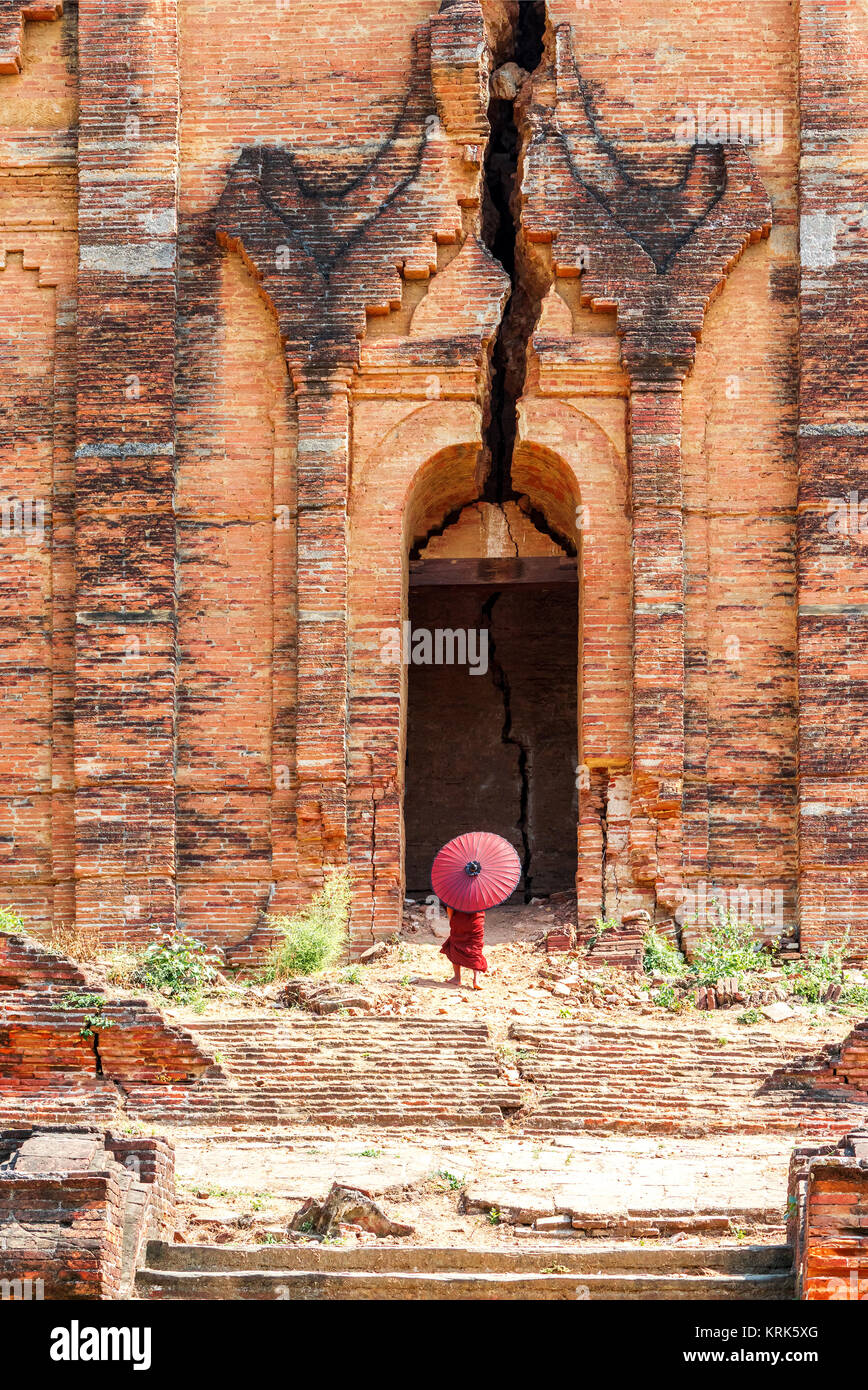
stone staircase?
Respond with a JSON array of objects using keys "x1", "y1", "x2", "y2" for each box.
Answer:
[
  {"x1": 125, "y1": 1017, "x2": 520, "y2": 1129},
  {"x1": 510, "y1": 1021, "x2": 868, "y2": 1135},
  {"x1": 135, "y1": 1237, "x2": 795, "y2": 1300},
  {"x1": 124, "y1": 1013, "x2": 868, "y2": 1136}
]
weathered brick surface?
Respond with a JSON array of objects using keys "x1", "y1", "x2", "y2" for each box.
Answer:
[
  {"x1": 796, "y1": 2, "x2": 868, "y2": 952},
  {"x1": 0, "y1": 1126, "x2": 175, "y2": 1299},
  {"x1": 510, "y1": 1019, "x2": 868, "y2": 1137},
  {"x1": 0, "y1": 1, "x2": 61, "y2": 74},
  {"x1": 0, "y1": 1, "x2": 866, "y2": 957},
  {"x1": 789, "y1": 1131, "x2": 868, "y2": 1301},
  {"x1": 784, "y1": 1018, "x2": 868, "y2": 1098},
  {"x1": 0, "y1": 930, "x2": 225, "y2": 1126}
]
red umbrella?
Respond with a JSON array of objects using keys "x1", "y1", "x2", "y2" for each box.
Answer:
[{"x1": 431, "y1": 831, "x2": 522, "y2": 913}]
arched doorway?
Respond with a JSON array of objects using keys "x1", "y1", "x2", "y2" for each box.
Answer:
[{"x1": 403, "y1": 498, "x2": 578, "y2": 901}]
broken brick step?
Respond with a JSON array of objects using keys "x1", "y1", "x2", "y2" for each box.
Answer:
[
  {"x1": 117, "y1": 1017, "x2": 517, "y2": 1128},
  {"x1": 508, "y1": 1022, "x2": 868, "y2": 1134}
]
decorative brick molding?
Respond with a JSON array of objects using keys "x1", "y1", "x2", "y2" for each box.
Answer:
[
  {"x1": 522, "y1": 22, "x2": 773, "y2": 381},
  {"x1": 520, "y1": 22, "x2": 773, "y2": 918},
  {"x1": 0, "y1": 0, "x2": 866, "y2": 958}
]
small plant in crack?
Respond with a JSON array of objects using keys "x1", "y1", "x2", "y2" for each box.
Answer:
[
  {"x1": 435, "y1": 1170, "x2": 465, "y2": 1192},
  {"x1": 0, "y1": 906, "x2": 24, "y2": 934},
  {"x1": 588, "y1": 915, "x2": 618, "y2": 948},
  {"x1": 54, "y1": 991, "x2": 116, "y2": 1041}
]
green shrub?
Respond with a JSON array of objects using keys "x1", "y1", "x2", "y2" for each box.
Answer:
[
  {"x1": 264, "y1": 867, "x2": 350, "y2": 981},
  {"x1": 691, "y1": 903, "x2": 765, "y2": 985},
  {"x1": 842, "y1": 982, "x2": 868, "y2": 1012},
  {"x1": 436, "y1": 1170, "x2": 465, "y2": 1191},
  {"x1": 783, "y1": 936, "x2": 847, "y2": 1003},
  {"x1": 132, "y1": 933, "x2": 218, "y2": 1003},
  {"x1": 643, "y1": 927, "x2": 687, "y2": 976},
  {"x1": 783, "y1": 933, "x2": 868, "y2": 1012},
  {"x1": 54, "y1": 991, "x2": 116, "y2": 1040},
  {"x1": 588, "y1": 915, "x2": 618, "y2": 948},
  {"x1": 0, "y1": 906, "x2": 24, "y2": 934},
  {"x1": 652, "y1": 982, "x2": 684, "y2": 1012}
]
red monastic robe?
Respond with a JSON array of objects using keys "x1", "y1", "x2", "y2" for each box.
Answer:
[{"x1": 440, "y1": 909, "x2": 488, "y2": 972}]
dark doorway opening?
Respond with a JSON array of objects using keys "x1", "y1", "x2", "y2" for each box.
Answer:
[{"x1": 404, "y1": 556, "x2": 579, "y2": 901}]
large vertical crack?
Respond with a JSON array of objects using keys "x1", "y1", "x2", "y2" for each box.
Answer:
[
  {"x1": 480, "y1": 0, "x2": 547, "y2": 504},
  {"x1": 481, "y1": 591, "x2": 532, "y2": 899},
  {"x1": 474, "y1": 2, "x2": 551, "y2": 898},
  {"x1": 409, "y1": 3, "x2": 568, "y2": 900}
]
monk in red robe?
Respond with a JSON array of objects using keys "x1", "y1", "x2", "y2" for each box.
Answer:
[{"x1": 441, "y1": 905, "x2": 488, "y2": 989}]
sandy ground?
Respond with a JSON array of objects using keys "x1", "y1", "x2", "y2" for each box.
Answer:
[{"x1": 168, "y1": 1129, "x2": 794, "y2": 1250}]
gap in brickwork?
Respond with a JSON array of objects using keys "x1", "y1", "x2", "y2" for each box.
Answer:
[
  {"x1": 480, "y1": 589, "x2": 533, "y2": 895},
  {"x1": 480, "y1": 0, "x2": 546, "y2": 505}
]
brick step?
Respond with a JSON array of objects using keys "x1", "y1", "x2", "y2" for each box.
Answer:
[
  {"x1": 135, "y1": 1265, "x2": 794, "y2": 1301},
  {"x1": 113, "y1": 1017, "x2": 518, "y2": 1128},
  {"x1": 505, "y1": 1020, "x2": 868, "y2": 1135},
  {"x1": 520, "y1": 1108, "x2": 868, "y2": 1134},
  {"x1": 144, "y1": 1238, "x2": 792, "y2": 1276}
]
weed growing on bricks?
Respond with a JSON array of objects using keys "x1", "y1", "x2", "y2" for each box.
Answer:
[
  {"x1": 264, "y1": 867, "x2": 351, "y2": 980},
  {"x1": 691, "y1": 903, "x2": 766, "y2": 986},
  {"x1": 132, "y1": 934, "x2": 219, "y2": 1003}
]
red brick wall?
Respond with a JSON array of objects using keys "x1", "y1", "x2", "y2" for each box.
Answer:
[
  {"x1": 0, "y1": 1, "x2": 866, "y2": 958},
  {"x1": 0, "y1": 1128, "x2": 175, "y2": 1299},
  {"x1": 0, "y1": 930, "x2": 223, "y2": 1126},
  {"x1": 796, "y1": 2, "x2": 868, "y2": 953},
  {"x1": 789, "y1": 1133, "x2": 868, "y2": 1301}
]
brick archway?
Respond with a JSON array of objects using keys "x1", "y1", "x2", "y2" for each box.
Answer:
[{"x1": 346, "y1": 408, "x2": 485, "y2": 949}]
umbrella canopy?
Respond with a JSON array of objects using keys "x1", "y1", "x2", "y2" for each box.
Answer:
[{"x1": 431, "y1": 831, "x2": 522, "y2": 913}]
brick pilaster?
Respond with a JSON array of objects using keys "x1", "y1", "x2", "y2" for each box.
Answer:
[
  {"x1": 796, "y1": 1, "x2": 868, "y2": 951},
  {"x1": 291, "y1": 372, "x2": 351, "y2": 884},
  {"x1": 628, "y1": 381, "x2": 685, "y2": 909},
  {"x1": 73, "y1": 1, "x2": 179, "y2": 941}
]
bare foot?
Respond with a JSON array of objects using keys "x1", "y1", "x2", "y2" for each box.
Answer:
[
  {"x1": 446, "y1": 976, "x2": 461, "y2": 987},
  {"x1": 472, "y1": 979, "x2": 483, "y2": 991}
]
